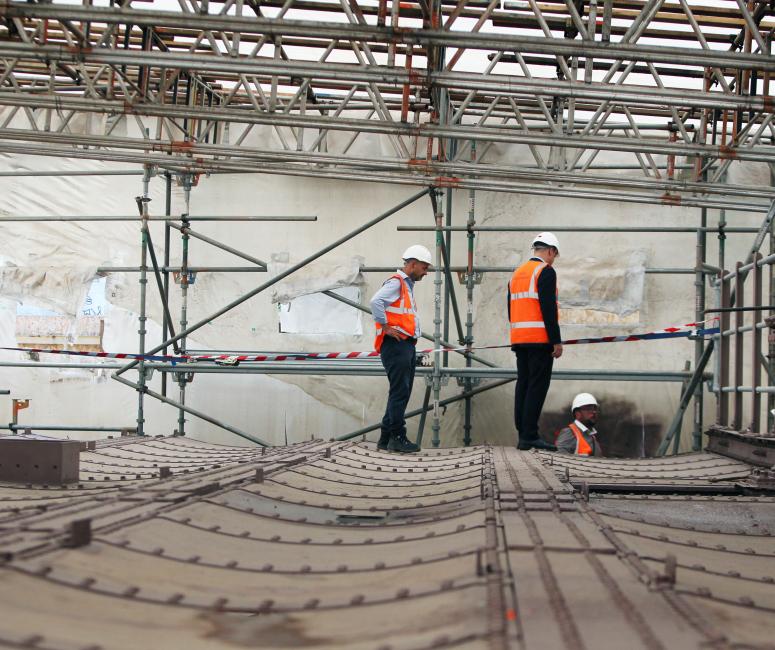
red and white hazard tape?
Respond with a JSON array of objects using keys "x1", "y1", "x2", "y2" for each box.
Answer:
[
  {"x1": 0, "y1": 321, "x2": 718, "y2": 365},
  {"x1": 562, "y1": 321, "x2": 717, "y2": 346}
]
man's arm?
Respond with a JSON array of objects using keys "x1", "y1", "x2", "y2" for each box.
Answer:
[
  {"x1": 537, "y1": 266, "x2": 562, "y2": 357},
  {"x1": 555, "y1": 427, "x2": 576, "y2": 454},
  {"x1": 370, "y1": 278, "x2": 402, "y2": 339},
  {"x1": 536, "y1": 266, "x2": 561, "y2": 344}
]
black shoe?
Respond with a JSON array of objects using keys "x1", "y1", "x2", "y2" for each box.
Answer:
[
  {"x1": 517, "y1": 438, "x2": 557, "y2": 452},
  {"x1": 377, "y1": 433, "x2": 390, "y2": 451},
  {"x1": 387, "y1": 435, "x2": 421, "y2": 453}
]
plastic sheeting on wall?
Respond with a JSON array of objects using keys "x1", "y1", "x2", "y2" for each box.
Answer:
[
  {"x1": 0, "y1": 265, "x2": 97, "y2": 317},
  {"x1": 269, "y1": 254, "x2": 365, "y2": 304},
  {"x1": 279, "y1": 286, "x2": 363, "y2": 336}
]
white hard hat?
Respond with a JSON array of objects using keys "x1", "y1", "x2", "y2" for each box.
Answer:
[
  {"x1": 531, "y1": 231, "x2": 560, "y2": 253},
  {"x1": 571, "y1": 392, "x2": 598, "y2": 413},
  {"x1": 402, "y1": 244, "x2": 433, "y2": 265}
]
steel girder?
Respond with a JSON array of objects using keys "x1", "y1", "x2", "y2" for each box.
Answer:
[{"x1": 0, "y1": 0, "x2": 774, "y2": 205}]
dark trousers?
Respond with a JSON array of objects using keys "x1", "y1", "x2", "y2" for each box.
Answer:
[
  {"x1": 514, "y1": 345, "x2": 554, "y2": 441},
  {"x1": 380, "y1": 336, "x2": 417, "y2": 439}
]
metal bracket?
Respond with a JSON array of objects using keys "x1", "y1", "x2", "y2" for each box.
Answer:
[
  {"x1": 173, "y1": 270, "x2": 197, "y2": 286},
  {"x1": 174, "y1": 371, "x2": 195, "y2": 385},
  {"x1": 11, "y1": 398, "x2": 30, "y2": 426},
  {"x1": 456, "y1": 377, "x2": 482, "y2": 388},
  {"x1": 456, "y1": 271, "x2": 484, "y2": 285},
  {"x1": 653, "y1": 553, "x2": 677, "y2": 589},
  {"x1": 143, "y1": 367, "x2": 155, "y2": 381},
  {"x1": 743, "y1": 467, "x2": 775, "y2": 490},
  {"x1": 62, "y1": 519, "x2": 92, "y2": 549}
]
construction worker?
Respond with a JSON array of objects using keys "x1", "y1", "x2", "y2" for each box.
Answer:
[
  {"x1": 509, "y1": 232, "x2": 562, "y2": 451},
  {"x1": 370, "y1": 245, "x2": 432, "y2": 453},
  {"x1": 556, "y1": 393, "x2": 602, "y2": 456}
]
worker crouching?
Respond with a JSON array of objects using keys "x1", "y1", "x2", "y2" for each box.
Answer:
[{"x1": 556, "y1": 393, "x2": 603, "y2": 456}]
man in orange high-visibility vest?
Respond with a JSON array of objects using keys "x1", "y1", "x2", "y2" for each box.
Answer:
[
  {"x1": 556, "y1": 393, "x2": 603, "y2": 456},
  {"x1": 370, "y1": 245, "x2": 432, "y2": 454},
  {"x1": 508, "y1": 232, "x2": 563, "y2": 451}
]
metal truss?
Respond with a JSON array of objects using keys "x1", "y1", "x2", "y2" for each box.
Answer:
[{"x1": 1, "y1": 0, "x2": 775, "y2": 208}]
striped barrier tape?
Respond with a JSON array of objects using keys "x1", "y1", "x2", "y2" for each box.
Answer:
[{"x1": 0, "y1": 321, "x2": 718, "y2": 365}]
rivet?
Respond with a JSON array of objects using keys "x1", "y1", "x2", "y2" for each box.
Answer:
[{"x1": 257, "y1": 599, "x2": 274, "y2": 612}]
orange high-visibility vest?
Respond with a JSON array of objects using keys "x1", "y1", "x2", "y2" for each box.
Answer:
[
  {"x1": 509, "y1": 259, "x2": 557, "y2": 345},
  {"x1": 374, "y1": 275, "x2": 417, "y2": 352},
  {"x1": 568, "y1": 422, "x2": 594, "y2": 456}
]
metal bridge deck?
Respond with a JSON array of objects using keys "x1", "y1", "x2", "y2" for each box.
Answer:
[{"x1": 0, "y1": 437, "x2": 773, "y2": 649}]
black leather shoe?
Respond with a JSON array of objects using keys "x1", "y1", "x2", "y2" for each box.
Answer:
[
  {"x1": 377, "y1": 433, "x2": 390, "y2": 451},
  {"x1": 387, "y1": 435, "x2": 421, "y2": 453},
  {"x1": 517, "y1": 439, "x2": 557, "y2": 451}
]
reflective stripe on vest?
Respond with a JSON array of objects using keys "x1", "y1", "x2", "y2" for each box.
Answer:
[
  {"x1": 374, "y1": 275, "x2": 417, "y2": 352},
  {"x1": 509, "y1": 260, "x2": 556, "y2": 345},
  {"x1": 569, "y1": 422, "x2": 593, "y2": 456}
]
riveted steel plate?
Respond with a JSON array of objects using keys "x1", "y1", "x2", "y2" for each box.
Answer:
[{"x1": 1, "y1": 436, "x2": 775, "y2": 649}]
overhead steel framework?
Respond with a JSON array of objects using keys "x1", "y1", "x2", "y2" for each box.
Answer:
[{"x1": 0, "y1": 0, "x2": 774, "y2": 208}]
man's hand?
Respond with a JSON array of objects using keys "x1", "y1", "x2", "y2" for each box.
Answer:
[
  {"x1": 552, "y1": 343, "x2": 563, "y2": 359},
  {"x1": 384, "y1": 325, "x2": 403, "y2": 340}
]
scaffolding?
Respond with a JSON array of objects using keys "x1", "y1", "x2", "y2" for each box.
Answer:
[{"x1": 1, "y1": 0, "x2": 775, "y2": 449}]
